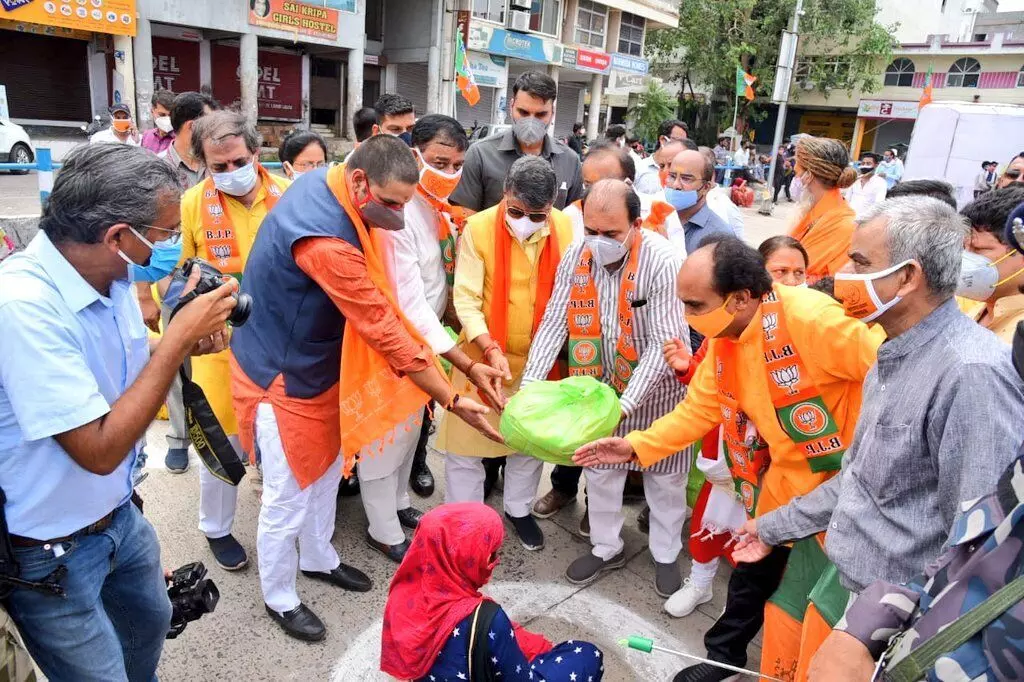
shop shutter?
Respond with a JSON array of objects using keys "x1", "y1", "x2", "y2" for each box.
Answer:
[
  {"x1": 455, "y1": 86, "x2": 496, "y2": 130},
  {"x1": 394, "y1": 63, "x2": 429, "y2": 116},
  {"x1": 553, "y1": 82, "x2": 584, "y2": 141},
  {"x1": 0, "y1": 32, "x2": 91, "y2": 121}
]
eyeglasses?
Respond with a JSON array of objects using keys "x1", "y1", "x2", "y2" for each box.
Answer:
[
  {"x1": 506, "y1": 206, "x2": 549, "y2": 223},
  {"x1": 292, "y1": 161, "x2": 327, "y2": 171},
  {"x1": 134, "y1": 223, "x2": 183, "y2": 243}
]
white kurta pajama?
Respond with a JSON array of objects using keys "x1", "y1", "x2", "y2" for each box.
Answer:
[
  {"x1": 357, "y1": 194, "x2": 456, "y2": 545},
  {"x1": 522, "y1": 231, "x2": 693, "y2": 563}
]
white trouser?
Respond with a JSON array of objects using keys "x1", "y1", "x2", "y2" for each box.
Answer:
[
  {"x1": 255, "y1": 403, "x2": 341, "y2": 613},
  {"x1": 586, "y1": 467, "x2": 687, "y2": 564},
  {"x1": 444, "y1": 453, "x2": 543, "y2": 518},
  {"x1": 197, "y1": 434, "x2": 241, "y2": 539},
  {"x1": 359, "y1": 421, "x2": 419, "y2": 546},
  {"x1": 689, "y1": 557, "x2": 720, "y2": 589}
]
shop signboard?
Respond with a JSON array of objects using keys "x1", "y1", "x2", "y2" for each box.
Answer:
[
  {"x1": 574, "y1": 47, "x2": 610, "y2": 74},
  {"x1": 610, "y1": 53, "x2": 649, "y2": 75},
  {"x1": 606, "y1": 70, "x2": 646, "y2": 94},
  {"x1": 211, "y1": 45, "x2": 303, "y2": 120},
  {"x1": 857, "y1": 99, "x2": 919, "y2": 121},
  {"x1": 467, "y1": 51, "x2": 508, "y2": 89},
  {"x1": 2, "y1": 0, "x2": 136, "y2": 36},
  {"x1": 152, "y1": 38, "x2": 201, "y2": 93},
  {"x1": 467, "y1": 24, "x2": 561, "y2": 65},
  {"x1": 247, "y1": 0, "x2": 339, "y2": 41}
]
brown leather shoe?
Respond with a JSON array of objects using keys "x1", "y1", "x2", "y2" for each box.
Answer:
[{"x1": 531, "y1": 489, "x2": 576, "y2": 519}]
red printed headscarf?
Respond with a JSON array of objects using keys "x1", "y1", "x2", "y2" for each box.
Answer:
[{"x1": 380, "y1": 502, "x2": 552, "y2": 679}]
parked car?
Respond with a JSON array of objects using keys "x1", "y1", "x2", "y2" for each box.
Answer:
[
  {"x1": 0, "y1": 118, "x2": 34, "y2": 174},
  {"x1": 468, "y1": 123, "x2": 512, "y2": 145}
]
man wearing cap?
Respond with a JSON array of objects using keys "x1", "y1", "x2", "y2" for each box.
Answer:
[
  {"x1": 843, "y1": 152, "x2": 888, "y2": 220},
  {"x1": 90, "y1": 104, "x2": 141, "y2": 146}
]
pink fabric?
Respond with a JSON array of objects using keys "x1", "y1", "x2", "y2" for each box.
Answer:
[
  {"x1": 141, "y1": 128, "x2": 174, "y2": 154},
  {"x1": 380, "y1": 503, "x2": 553, "y2": 679}
]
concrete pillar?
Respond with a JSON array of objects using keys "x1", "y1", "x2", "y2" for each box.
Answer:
[
  {"x1": 113, "y1": 34, "x2": 136, "y2": 117},
  {"x1": 851, "y1": 116, "x2": 865, "y2": 158},
  {"x1": 239, "y1": 32, "x2": 259, "y2": 125},
  {"x1": 346, "y1": 41, "x2": 365, "y2": 141},
  {"x1": 586, "y1": 72, "x2": 602, "y2": 141},
  {"x1": 301, "y1": 53, "x2": 311, "y2": 128},
  {"x1": 426, "y1": 0, "x2": 443, "y2": 115},
  {"x1": 133, "y1": 7, "x2": 154, "y2": 131},
  {"x1": 87, "y1": 39, "x2": 109, "y2": 117},
  {"x1": 547, "y1": 63, "x2": 559, "y2": 135},
  {"x1": 199, "y1": 39, "x2": 213, "y2": 91}
]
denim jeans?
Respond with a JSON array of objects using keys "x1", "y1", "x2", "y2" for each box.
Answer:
[{"x1": 4, "y1": 502, "x2": 171, "y2": 682}]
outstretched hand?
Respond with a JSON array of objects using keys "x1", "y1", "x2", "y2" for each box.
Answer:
[
  {"x1": 663, "y1": 337, "x2": 691, "y2": 374},
  {"x1": 452, "y1": 396, "x2": 504, "y2": 444},
  {"x1": 573, "y1": 437, "x2": 635, "y2": 467},
  {"x1": 730, "y1": 518, "x2": 772, "y2": 564},
  {"x1": 467, "y1": 361, "x2": 507, "y2": 411}
]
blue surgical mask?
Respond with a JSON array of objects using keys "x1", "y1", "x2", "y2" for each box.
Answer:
[
  {"x1": 397, "y1": 131, "x2": 413, "y2": 147},
  {"x1": 118, "y1": 226, "x2": 183, "y2": 282},
  {"x1": 212, "y1": 162, "x2": 258, "y2": 197},
  {"x1": 665, "y1": 187, "x2": 699, "y2": 211}
]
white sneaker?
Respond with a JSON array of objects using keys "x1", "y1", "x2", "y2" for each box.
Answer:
[{"x1": 663, "y1": 578, "x2": 713, "y2": 618}]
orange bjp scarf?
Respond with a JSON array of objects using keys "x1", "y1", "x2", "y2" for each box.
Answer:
[
  {"x1": 789, "y1": 188, "x2": 855, "y2": 283},
  {"x1": 326, "y1": 165, "x2": 449, "y2": 474},
  {"x1": 487, "y1": 200, "x2": 562, "y2": 357}
]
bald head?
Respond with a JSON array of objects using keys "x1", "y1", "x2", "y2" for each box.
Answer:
[
  {"x1": 654, "y1": 139, "x2": 688, "y2": 169},
  {"x1": 581, "y1": 178, "x2": 641, "y2": 242},
  {"x1": 582, "y1": 142, "x2": 635, "y2": 185}
]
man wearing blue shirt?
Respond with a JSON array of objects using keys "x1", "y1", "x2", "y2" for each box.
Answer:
[{"x1": 0, "y1": 144, "x2": 237, "y2": 681}]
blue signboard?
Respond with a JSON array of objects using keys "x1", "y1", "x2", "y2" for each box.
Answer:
[
  {"x1": 611, "y1": 53, "x2": 649, "y2": 75},
  {"x1": 484, "y1": 27, "x2": 560, "y2": 64}
]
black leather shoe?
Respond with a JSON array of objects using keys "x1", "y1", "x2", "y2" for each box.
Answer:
[
  {"x1": 265, "y1": 603, "x2": 326, "y2": 642},
  {"x1": 638, "y1": 504, "x2": 650, "y2": 534},
  {"x1": 397, "y1": 507, "x2": 423, "y2": 530},
  {"x1": 365, "y1": 532, "x2": 411, "y2": 563},
  {"x1": 410, "y1": 462, "x2": 435, "y2": 497},
  {"x1": 338, "y1": 469, "x2": 360, "y2": 497},
  {"x1": 301, "y1": 563, "x2": 373, "y2": 592}
]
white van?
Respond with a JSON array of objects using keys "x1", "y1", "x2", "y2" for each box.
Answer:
[{"x1": 904, "y1": 102, "x2": 1024, "y2": 207}]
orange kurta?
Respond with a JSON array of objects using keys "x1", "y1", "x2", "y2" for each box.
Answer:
[
  {"x1": 789, "y1": 188, "x2": 856, "y2": 283},
  {"x1": 625, "y1": 285, "x2": 881, "y2": 517}
]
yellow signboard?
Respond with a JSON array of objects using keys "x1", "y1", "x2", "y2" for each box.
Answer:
[
  {"x1": 798, "y1": 112, "x2": 857, "y2": 145},
  {"x1": 2, "y1": 0, "x2": 136, "y2": 37},
  {"x1": 0, "y1": 17, "x2": 93, "y2": 39}
]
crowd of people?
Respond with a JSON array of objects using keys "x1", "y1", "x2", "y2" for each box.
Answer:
[{"x1": 1, "y1": 68, "x2": 1024, "y2": 682}]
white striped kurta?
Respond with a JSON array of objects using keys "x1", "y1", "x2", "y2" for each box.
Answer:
[{"x1": 521, "y1": 230, "x2": 692, "y2": 474}]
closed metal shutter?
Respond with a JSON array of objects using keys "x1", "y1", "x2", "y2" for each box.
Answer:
[
  {"x1": 394, "y1": 63, "x2": 429, "y2": 117},
  {"x1": 554, "y1": 82, "x2": 583, "y2": 140},
  {"x1": 455, "y1": 86, "x2": 496, "y2": 130},
  {"x1": 0, "y1": 32, "x2": 90, "y2": 121}
]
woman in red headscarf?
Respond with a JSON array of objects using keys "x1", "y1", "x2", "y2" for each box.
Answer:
[{"x1": 381, "y1": 502, "x2": 605, "y2": 681}]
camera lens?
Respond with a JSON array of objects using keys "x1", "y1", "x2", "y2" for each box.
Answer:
[
  {"x1": 199, "y1": 580, "x2": 220, "y2": 614},
  {"x1": 229, "y1": 293, "x2": 253, "y2": 327}
]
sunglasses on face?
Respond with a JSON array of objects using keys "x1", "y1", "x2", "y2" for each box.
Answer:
[{"x1": 506, "y1": 206, "x2": 549, "y2": 223}]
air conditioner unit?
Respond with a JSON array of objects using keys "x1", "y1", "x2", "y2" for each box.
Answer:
[{"x1": 508, "y1": 9, "x2": 531, "y2": 32}]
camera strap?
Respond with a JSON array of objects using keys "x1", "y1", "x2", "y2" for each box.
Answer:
[{"x1": 0, "y1": 489, "x2": 67, "y2": 599}]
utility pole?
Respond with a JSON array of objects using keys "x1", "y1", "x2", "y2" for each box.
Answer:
[{"x1": 763, "y1": 0, "x2": 804, "y2": 214}]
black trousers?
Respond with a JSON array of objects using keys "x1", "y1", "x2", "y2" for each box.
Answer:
[
  {"x1": 704, "y1": 545, "x2": 791, "y2": 667},
  {"x1": 550, "y1": 465, "x2": 583, "y2": 496},
  {"x1": 410, "y1": 405, "x2": 432, "y2": 471},
  {"x1": 773, "y1": 175, "x2": 792, "y2": 202}
]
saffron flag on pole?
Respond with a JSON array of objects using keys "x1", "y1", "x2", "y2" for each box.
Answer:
[
  {"x1": 919, "y1": 66, "x2": 933, "y2": 109},
  {"x1": 736, "y1": 67, "x2": 757, "y2": 101},
  {"x1": 455, "y1": 30, "x2": 481, "y2": 106}
]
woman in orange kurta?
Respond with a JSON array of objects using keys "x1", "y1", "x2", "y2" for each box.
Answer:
[{"x1": 788, "y1": 137, "x2": 859, "y2": 284}]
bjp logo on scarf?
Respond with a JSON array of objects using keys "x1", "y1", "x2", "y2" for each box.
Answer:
[
  {"x1": 762, "y1": 313, "x2": 778, "y2": 341},
  {"x1": 791, "y1": 402, "x2": 829, "y2": 437},
  {"x1": 572, "y1": 340, "x2": 598, "y2": 365},
  {"x1": 770, "y1": 365, "x2": 800, "y2": 395},
  {"x1": 740, "y1": 481, "x2": 755, "y2": 512}
]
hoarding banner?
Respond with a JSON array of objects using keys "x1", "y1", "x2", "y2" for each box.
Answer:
[
  {"x1": 610, "y1": 53, "x2": 649, "y2": 75},
  {"x1": 858, "y1": 99, "x2": 919, "y2": 121},
  {"x1": 2, "y1": 0, "x2": 136, "y2": 36},
  {"x1": 212, "y1": 45, "x2": 303, "y2": 120},
  {"x1": 247, "y1": 0, "x2": 339, "y2": 40}
]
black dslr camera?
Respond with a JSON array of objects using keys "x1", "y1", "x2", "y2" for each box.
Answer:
[
  {"x1": 169, "y1": 258, "x2": 252, "y2": 327},
  {"x1": 167, "y1": 562, "x2": 219, "y2": 639}
]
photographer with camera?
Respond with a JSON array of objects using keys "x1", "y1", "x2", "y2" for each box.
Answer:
[
  {"x1": 173, "y1": 110, "x2": 291, "y2": 571},
  {"x1": 0, "y1": 144, "x2": 238, "y2": 681}
]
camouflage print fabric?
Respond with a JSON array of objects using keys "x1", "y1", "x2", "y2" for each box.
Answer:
[{"x1": 836, "y1": 454, "x2": 1024, "y2": 681}]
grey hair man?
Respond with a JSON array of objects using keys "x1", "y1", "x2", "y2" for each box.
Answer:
[
  {"x1": 0, "y1": 144, "x2": 236, "y2": 680},
  {"x1": 440, "y1": 154, "x2": 575, "y2": 553},
  {"x1": 734, "y1": 196, "x2": 1024, "y2": 670}
]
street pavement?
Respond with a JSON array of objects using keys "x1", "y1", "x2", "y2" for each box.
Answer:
[
  {"x1": 0, "y1": 172, "x2": 40, "y2": 217},
  {"x1": 143, "y1": 202, "x2": 798, "y2": 682}
]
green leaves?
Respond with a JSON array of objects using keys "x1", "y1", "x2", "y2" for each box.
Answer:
[{"x1": 627, "y1": 81, "x2": 677, "y2": 144}]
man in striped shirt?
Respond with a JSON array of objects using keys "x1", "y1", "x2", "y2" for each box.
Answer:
[{"x1": 522, "y1": 179, "x2": 692, "y2": 597}]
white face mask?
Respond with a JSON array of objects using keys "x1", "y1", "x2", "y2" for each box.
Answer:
[
  {"x1": 154, "y1": 116, "x2": 173, "y2": 134},
  {"x1": 212, "y1": 161, "x2": 258, "y2": 197},
  {"x1": 585, "y1": 229, "x2": 633, "y2": 269},
  {"x1": 507, "y1": 212, "x2": 545, "y2": 242},
  {"x1": 957, "y1": 250, "x2": 1023, "y2": 301}
]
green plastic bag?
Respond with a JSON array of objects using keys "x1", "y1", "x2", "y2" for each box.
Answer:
[{"x1": 499, "y1": 376, "x2": 621, "y2": 466}]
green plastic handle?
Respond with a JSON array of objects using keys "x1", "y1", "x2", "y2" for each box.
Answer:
[{"x1": 626, "y1": 635, "x2": 654, "y2": 653}]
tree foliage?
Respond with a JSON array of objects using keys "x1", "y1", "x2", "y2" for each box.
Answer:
[
  {"x1": 645, "y1": 0, "x2": 896, "y2": 135},
  {"x1": 627, "y1": 80, "x2": 677, "y2": 144}
]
